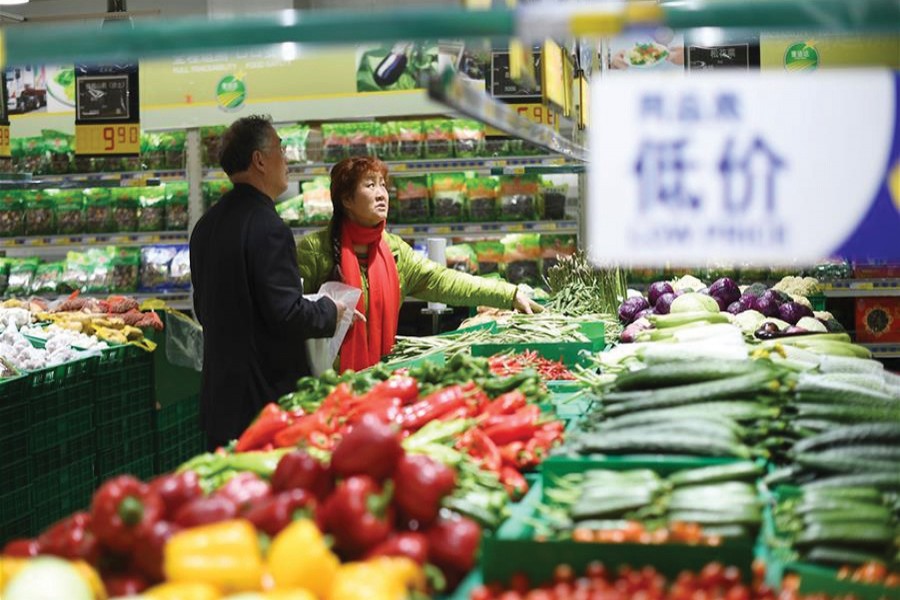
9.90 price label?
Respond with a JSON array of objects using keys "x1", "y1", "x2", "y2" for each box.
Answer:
[{"x1": 75, "y1": 123, "x2": 140, "y2": 156}]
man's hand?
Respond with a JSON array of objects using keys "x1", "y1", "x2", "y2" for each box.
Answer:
[{"x1": 513, "y1": 289, "x2": 543, "y2": 314}]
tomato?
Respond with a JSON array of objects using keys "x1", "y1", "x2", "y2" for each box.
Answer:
[
  {"x1": 470, "y1": 585, "x2": 494, "y2": 600},
  {"x1": 524, "y1": 591, "x2": 554, "y2": 600},
  {"x1": 554, "y1": 564, "x2": 576, "y2": 583},
  {"x1": 699, "y1": 562, "x2": 725, "y2": 588},
  {"x1": 725, "y1": 584, "x2": 750, "y2": 600},
  {"x1": 855, "y1": 561, "x2": 888, "y2": 583},
  {"x1": 509, "y1": 572, "x2": 531, "y2": 594},
  {"x1": 585, "y1": 561, "x2": 607, "y2": 580},
  {"x1": 497, "y1": 592, "x2": 524, "y2": 600}
]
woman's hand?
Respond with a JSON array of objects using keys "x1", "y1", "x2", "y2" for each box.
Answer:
[{"x1": 513, "y1": 289, "x2": 543, "y2": 314}]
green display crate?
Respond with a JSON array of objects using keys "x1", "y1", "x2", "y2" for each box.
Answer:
[
  {"x1": 437, "y1": 321, "x2": 498, "y2": 337},
  {"x1": 809, "y1": 294, "x2": 827, "y2": 311},
  {"x1": 31, "y1": 379, "x2": 93, "y2": 425},
  {"x1": 1, "y1": 430, "x2": 29, "y2": 468},
  {"x1": 546, "y1": 380, "x2": 584, "y2": 394},
  {"x1": 96, "y1": 410, "x2": 155, "y2": 451},
  {"x1": 27, "y1": 355, "x2": 96, "y2": 404},
  {"x1": 1, "y1": 514, "x2": 33, "y2": 543},
  {"x1": 30, "y1": 432, "x2": 96, "y2": 475},
  {"x1": 155, "y1": 394, "x2": 200, "y2": 431},
  {"x1": 784, "y1": 563, "x2": 896, "y2": 600},
  {"x1": 98, "y1": 454, "x2": 156, "y2": 482},
  {"x1": 97, "y1": 431, "x2": 157, "y2": 474},
  {"x1": 0, "y1": 485, "x2": 31, "y2": 526},
  {"x1": 156, "y1": 430, "x2": 206, "y2": 474},
  {"x1": 31, "y1": 456, "x2": 95, "y2": 532},
  {"x1": 29, "y1": 403, "x2": 94, "y2": 453},
  {"x1": 0, "y1": 458, "x2": 31, "y2": 493},
  {"x1": 95, "y1": 357, "x2": 155, "y2": 424}
]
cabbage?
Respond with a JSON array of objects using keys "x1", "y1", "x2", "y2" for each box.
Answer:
[
  {"x1": 756, "y1": 292, "x2": 781, "y2": 318},
  {"x1": 738, "y1": 295, "x2": 759, "y2": 312},
  {"x1": 708, "y1": 277, "x2": 741, "y2": 307},
  {"x1": 733, "y1": 309, "x2": 766, "y2": 333},
  {"x1": 654, "y1": 292, "x2": 677, "y2": 315},
  {"x1": 648, "y1": 281, "x2": 675, "y2": 307},
  {"x1": 726, "y1": 301, "x2": 743, "y2": 315},
  {"x1": 5, "y1": 557, "x2": 94, "y2": 600},
  {"x1": 778, "y1": 301, "x2": 814, "y2": 325},
  {"x1": 743, "y1": 282, "x2": 769, "y2": 298},
  {"x1": 671, "y1": 275, "x2": 705, "y2": 293},
  {"x1": 797, "y1": 316, "x2": 827, "y2": 332},
  {"x1": 670, "y1": 292, "x2": 720, "y2": 314},
  {"x1": 618, "y1": 296, "x2": 650, "y2": 324}
]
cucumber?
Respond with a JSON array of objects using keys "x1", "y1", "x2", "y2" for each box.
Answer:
[
  {"x1": 795, "y1": 373, "x2": 896, "y2": 403},
  {"x1": 805, "y1": 445, "x2": 900, "y2": 463},
  {"x1": 804, "y1": 473, "x2": 900, "y2": 492},
  {"x1": 593, "y1": 422, "x2": 742, "y2": 446},
  {"x1": 614, "y1": 360, "x2": 762, "y2": 391},
  {"x1": 793, "y1": 452, "x2": 898, "y2": 475},
  {"x1": 792, "y1": 423, "x2": 900, "y2": 454},
  {"x1": 795, "y1": 499, "x2": 887, "y2": 516},
  {"x1": 597, "y1": 413, "x2": 744, "y2": 435},
  {"x1": 803, "y1": 545, "x2": 891, "y2": 567},
  {"x1": 669, "y1": 461, "x2": 763, "y2": 487},
  {"x1": 667, "y1": 509, "x2": 761, "y2": 526},
  {"x1": 576, "y1": 433, "x2": 751, "y2": 458},
  {"x1": 598, "y1": 401, "x2": 778, "y2": 424},
  {"x1": 569, "y1": 519, "x2": 632, "y2": 530},
  {"x1": 817, "y1": 372, "x2": 889, "y2": 393},
  {"x1": 794, "y1": 403, "x2": 900, "y2": 423},
  {"x1": 667, "y1": 497, "x2": 760, "y2": 513},
  {"x1": 700, "y1": 524, "x2": 753, "y2": 539},
  {"x1": 670, "y1": 482, "x2": 758, "y2": 498},
  {"x1": 571, "y1": 495, "x2": 654, "y2": 520},
  {"x1": 792, "y1": 419, "x2": 838, "y2": 434},
  {"x1": 795, "y1": 522, "x2": 894, "y2": 548},
  {"x1": 604, "y1": 368, "x2": 780, "y2": 406},
  {"x1": 817, "y1": 355, "x2": 884, "y2": 376},
  {"x1": 801, "y1": 509, "x2": 891, "y2": 526},
  {"x1": 583, "y1": 469, "x2": 662, "y2": 485},
  {"x1": 801, "y1": 487, "x2": 884, "y2": 504},
  {"x1": 648, "y1": 312, "x2": 730, "y2": 328}
]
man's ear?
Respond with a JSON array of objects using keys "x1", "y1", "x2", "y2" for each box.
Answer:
[{"x1": 251, "y1": 149, "x2": 264, "y2": 171}]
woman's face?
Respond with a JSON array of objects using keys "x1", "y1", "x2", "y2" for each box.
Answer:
[{"x1": 343, "y1": 170, "x2": 389, "y2": 227}]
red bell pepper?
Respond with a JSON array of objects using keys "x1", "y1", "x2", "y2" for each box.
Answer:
[
  {"x1": 103, "y1": 574, "x2": 150, "y2": 596},
  {"x1": 244, "y1": 489, "x2": 317, "y2": 537},
  {"x1": 397, "y1": 385, "x2": 467, "y2": 430},
  {"x1": 131, "y1": 520, "x2": 181, "y2": 582},
  {"x1": 392, "y1": 454, "x2": 457, "y2": 525},
  {"x1": 2, "y1": 538, "x2": 40, "y2": 557},
  {"x1": 370, "y1": 376, "x2": 419, "y2": 404},
  {"x1": 173, "y1": 495, "x2": 239, "y2": 528},
  {"x1": 366, "y1": 532, "x2": 429, "y2": 565},
  {"x1": 273, "y1": 415, "x2": 321, "y2": 448},
  {"x1": 426, "y1": 515, "x2": 482, "y2": 574},
  {"x1": 465, "y1": 428, "x2": 502, "y2": 473},
  {"x1": 214, "y1": 472, "x2": 272, "y2": 512},
  {"x1": 90, "y1": 476, "x2": 165, "y2": 553},
  {"x1": 330, "y1": 413, "x2": 404, "y2": 482},
  {"x1": 270, "y1": 449, "x2": 333, "y2": 500},
  {"x1": 500, "y1": 466, "x2": 529, "y2": 500},
  {"x1": 148, "y1": 471, "x2": 202, "y2": 519},
  {"x1": 37, "y1": 512, "x2": 100, "y2": 564},
  {"x1": 322, "y1": 475, "x2": 395, "y2": 556},
  {"x1": 235, "y1": 403, "x2": 291, "y2": 452}
]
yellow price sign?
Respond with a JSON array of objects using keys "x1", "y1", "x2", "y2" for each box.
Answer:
[
  {"x1": 486, "y1": 103, "x2": 557, "y2": 137},
  {"x1": 76, "y1": 123, "x2": 140, "y2": 156},
  {"x1": 0, "y1": 126, "x2": 10, "y2": 158}
]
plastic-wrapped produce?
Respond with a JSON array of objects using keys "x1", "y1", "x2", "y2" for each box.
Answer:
[
  {"x1": 0, "y1": 259, "x2": 10, "y2": 297},
  {"x1": 395, "y1": 176, "x2": 430, "y2": 223},
  {"x1": 445, "y1": 244, "x2": 478, "y2": 274},
  {"x1": 31, "y1": 262, "x2": 63, "y2": 295},
  {"x1": 540, "y1": 234, "x2": 576, "y2": 276},
  {"x1": 200, "y1": 125, "x2": 227, "y2": 167},
  {"x1": 429, "y1": 173, "x2": 466, "y2": 222},
  {"x1": 6, "y1": 258, "x2": 39, "y2": 297},
  {"x1": 141, "y1": 132, "x2": 166, "y2": 170},
  {"x1": 165, "y1": 183, "x2": 189, "y2": 231},
  {"x1": 53, "y1": 190, "x2": 85, "y2": 235},
  {"x1": 502, "y1": 233, "x2": 542, "y2": 287},
  {"x1": 346, "y1": 123, "x2": 370, "y2": 157},
  {"x1": 276, "y1": 195, "x2": 304, "y2": 227},
  {"x1": 43, "y1": 130, "x2": 74, "y2": 174},
  {"x1": 161, "y1": 131, "x2": 186, "y2": 169},
  {"x1": 138, "y1": 187, "x2": 166, "y2": 232},
  {"x1": 301, "y1": 178, "x2": 333, "y2": 224},
  {"x1": 423, "y1": 119, "x2": 454, "y2": 158},
  {"x1": 83, "y1": 188, "x2": 113, "y2": 233},
  {"x1": 15, "y1": 137, "x2": 46, "y2": 174},
  {"x1": 466, "y1": 177, "x2": 498, "y2": 222},
  {"x1": 277, "y1": 124, "x2": 311, "y2": 164},
  {"x1": 23, "y1": 190, "x2": 56, "y2": 235},
  {"x1": 110, "y1": 247, "x2": 140, "y2": 293},
  {"x1": 60, "y1": 252, "x2": 90, "y2": 294},
  {"x1": 541, "y1": 181, "x2": 568, "y2": 220},
  {"x1": 322, "y1": 123, "x2": 349, "y2": 163},
  {"x1": 110, "y1": 188, "x2": 140, "y2": 232},
  {"x1": 140, "y1": 245, "x2": 177, "y2": 292},
  {"x1": 203, "y1": 180, "x2": 232, "y2": 210},
  {"x1": 0, "y1": 191, "x2": 25, "y2": 237},
  {"x1": 498, "y1": 174, "x2": 540, "y2": 221},
  {"x1": 84, "y1": 248, "x2": 113, "y2": 294},
  {"x1": 392, "y1": 120, "x2": 424, "y2": 160},
  {"x1": 170, "y1": 246, "x2": 191, "y2": 289},
  {"x1": 473, "y1": 240, "x2": 505, "y2": 275},
  {"x1": 452, "y1": 119, "x2": 485, "y2": 158}
]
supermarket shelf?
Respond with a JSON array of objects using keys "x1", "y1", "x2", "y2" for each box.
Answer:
[
  {"x1": 860, "y1": 343, "x2": 900, "y2": 359},
  {"x1": 202, "y1": 155, "x2": 582, "y2": 182},
  {"x1": 291, "y1": 220, "x2": 577, "y2": 240},
  {"x1": 0, "y1": 231, "x2": 189, "y2": 251},
  {"x1": 0, "y1": 171, "x2": 186, "y2": 190},
  {"x1": 821, "y1": 279, "x2": 900, "y2": 298}
]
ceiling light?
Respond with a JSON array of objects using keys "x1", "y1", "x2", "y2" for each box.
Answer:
[{"x1": 0, "y1": 0, "x2": 29, "y2": 5}]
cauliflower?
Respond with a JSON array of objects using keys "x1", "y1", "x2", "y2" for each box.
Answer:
[{"x1": 773, "y1": 276, "x2": 821, "y2": 298}]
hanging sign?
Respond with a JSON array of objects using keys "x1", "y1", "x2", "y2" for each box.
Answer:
[
  {"x1": 75, "y1": 62, "x2": 140, "y2": 156},
  {"x1": 586, "y1": 71, "x2": 900, "y2": 267},
  {"x1": 0, "y1": 76, "x2": 10, "y2": 158}
]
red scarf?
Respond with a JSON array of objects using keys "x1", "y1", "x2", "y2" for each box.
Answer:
[{"x1": 339, "y1": 219, "x2": 400, "y2": 371}]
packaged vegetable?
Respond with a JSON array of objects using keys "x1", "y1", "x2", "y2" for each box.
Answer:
[
  {"x1": 53, "y1": 190, "x2": 85, "y2": 235},
  {"x1": 392, "y1": 120, "x2": 424, "y2": 160},
  {"x1": 278, "y1": 123, "x2": 311, "y2": 164},
  {"x1": 165, "y1": 183, "x2": 189, "y2": 230},
  {"x1": 140, "y1": 245, "x2": 177, "y2": 292},
  {"x1": 160, "y1": 131, "x2": 187, "y2": 169},
  {"x1": 466, "y1": 177, "x2": 498, "y2": 222},
  {"x1": 473, "y1": 240, "x2": 505, "y2": 274},
  {"x1": 7, "y1": 258, "x2": 40, "y2": 297},
  {"x1": 387, "y1": 179, "x2": 400, "y2": 224},
  {"x1": 85, "y1": 247, "x2": 114, "y2": 293},
  {"x1": 0, "y1": 258, "x2": 10, "y2": 296},
  {"x1": 200, "y1": 125, "x2": 227, "y2": 167},
  {"x1": 484, "y1": 135, "x2": 511, "y2": 157},
  {"x1": 60, "y1": 251, "x2": 91, "y2": 294},
  {"x1": 42, "y1": 129, "x2": 74, "y2": 174},
  {"x1": 17, "y1": 137, "x2": 46, "y2": 174},
  {"x1": 83, "y1": 188, "x2": 113, "y2": 233},
  {"x1": 110, "y1": 247, "x2": 141, "y2": 293},
  {"x1": 395, "y1": 176, "x2": 430, "y2": 223},
  {"x1": 429, "y1": 172, "x2": 466, "y2": 222},
  {"x1": 0, "y1": 191, "x2": 26, "y2": 236},
  {"x1": 452, "y1": 119, "x2": 485, "y2": 158},
  {"x1": 498, "y1": 174, "x2": 540, "y2": 221},
  {"x1": 445, "y1": 244, "x2": 478, "y2": 274},
  {"x1": 138, "y1": 187, "x2": 167, "y2": 232},
  {"x1": 170, "y1": 245, "x2": 191, "y2": 289},
  {"x1": 110, "y1": 188, "x2": 140, "y2": 232},
  {"x1": 141, "y1": 132, "x2": 166, "y2": 170},
  {"x1": 541, "y1": 181, "x2": 568, "y2": 220},
  {"x1": 322, "y1": 123, "x2": 349, "y2": 162},
  {"x1": 423, "y1": 119, "x2": 454, "y2": 158},
  {"x1": 502, "y1": 233, "x2": 541, "y2": 286},
  {"x1": 346, "y1": 122, "x2": 371, "y2": 157},
  {"x1": 276, "y1": 195, "x2": 304, "y2": 227},
  {"x1": 367, "y1": 122, "x2": 385, "y2": 157},
  {"x1": 203, "y1": 180, "x2": 232, "y2": 209},
  {"x1": 301, "y1": 177, "x2": 333, "y2": 224},
  {"x1": 31, "y1": 262, "x2": 64, "y2": 295},
  {"x1": 23, "y1": 190, "x2": 56, "y2": 235}
]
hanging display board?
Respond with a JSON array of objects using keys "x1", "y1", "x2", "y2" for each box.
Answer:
[
  {"x1": 74, "y1": 63, "x2": 140, "y2": 156},
  {"x1": 586, "y1": 71, "x2": 900, "y2": 267}
]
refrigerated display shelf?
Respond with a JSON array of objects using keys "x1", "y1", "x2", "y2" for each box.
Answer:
[
  {"x1": 0, "y1": 231, "x2": 189, "y2": 250},
  {"x1": 860, "y1": 343, "x2": 900, "y2": 358},
  {"x1": 291, "y1": 220, "x2": 578, "y2": 240},
  {"x1": 0, "y1": 170, "x2": 186, "y2": 190},
  {"x1": 821, "y1": 278, "x2": 900, "y2": 297}
]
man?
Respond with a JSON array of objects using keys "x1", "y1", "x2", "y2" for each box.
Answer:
[{"x1": 190, "y1": 115, "x2": 342, "y2": 449}]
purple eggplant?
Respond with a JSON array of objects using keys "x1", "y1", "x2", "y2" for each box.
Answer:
[
  {"x1": 708, "y1": 277, "x2": 741, "y2": 308},
  {"x1": 777, "y1": 302, "x2": 814, "y2": 325},
  {"x1": 648, "y1": 281, "x2": 675, "y2": 307},
  {"x1": 653, "y1": 292, "x2": 677, "y2": 315},
  {"x1": 618, "y1": 296, "x2": 650, "y2": 324}
]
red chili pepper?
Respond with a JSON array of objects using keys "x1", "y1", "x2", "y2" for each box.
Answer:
[
  {"x1": 363, "y1": 376, "x2": 419, "y2": 405},
  {"x1": 173, "y1": 495, "x2": 238, "y2": 528},
  {"x1": 466, "y1": 428, "x2": 502, "y2": 473},
  {"x1": 397, "y1": 385, "x2": 466, "y2": 430},
  {"x1": 365, "y1": 532, "x2": 429, "y2": 565},
  {"x1": 437, "y1": 405, "x2": 474, "y2": 422},
  {"x1": 90, "y1": 476, "x2": 165, "y2": 554},
  {"x1": 244, "y1": 489, "x2": 317, "y2": 537},
  {"x1": 426, "y1": 515, "x2": 482, "y2": 574},
  {"x1": 392, "y1": 454, "x2": 457, "y2": 525},
  {"x1": 331, "y1": 413, "x2": 404, "y2": 482},
  {"x1": 322, "y1": 475, "x2": 395, "y2": 557},
  {"x1": 307, "y1": 430, "x2": 334, "y2": 450},
  {"x1": 37, "y1": 512, "x2": 100, "y2": 564},
  {"x1": 235, "y1": 403, "x2": 292, "y2": 452},
  {"x1": 348, "y1": 396, "x2": 403, "y2": 425},
  {"x1": 2, "y1": 538, "x2": 40, "y2": 557},
  {"x1": 214, "y1": 472, "x2": 272, "y2": 512},
  {"x1": 271, "y1": 449, "x2": 333, "y2": 500},
  {"x1": 148, "y1": 471, "x2": 202, "y2": 519},
  {"x1": 499, "y1": 441, "x2": 526, "y2": 468},
  {"x1": 273, "y1": 414, "x2": 322, "y2": 448},
  {"x1": 479, "y1": 390, "x2": 527, "y2": 420},
  {"x1": 131, "y1": 520, "x2": 181, "y2": 582},
  {"x1": 482, "y1": 408, "x2": 540, "y2": 446},
  {"x1": 103, "y1": 574, "x2": 150, "y2": 596},
  {"x1": 500, "y1": 466, "x2": 529, "y2": 500}
]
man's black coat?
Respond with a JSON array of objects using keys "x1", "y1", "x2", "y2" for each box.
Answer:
[{"x1": 190, "y1": 183, "x2": 337, "y2": 445}]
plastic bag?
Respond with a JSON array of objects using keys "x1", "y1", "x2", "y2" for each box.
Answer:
[
  {"x1": 139, "y1": 187, "x2": 166, "y2": 232},
  {"x1": 166, "y1": 310, "x2": 203, "y2": 372},
  {"x1": 429, "y1": 173, "x2": 466, "y2": 223},
  {"x1": 0, "y1": 191, "x2": 25, "y2": 237},
  {"x1": 304, "y1": 281, "x2": 361, "y2": 376},
  {"x1": 395, "y1": 176, "x2": 430, "y2": 224}
]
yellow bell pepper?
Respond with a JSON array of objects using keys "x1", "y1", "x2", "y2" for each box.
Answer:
[
  {"x1": 266, "y1": 520, "x2": 338, "y2": 599},
  {"x1": 222, "y1": 591, "x2": 318, "y2": 600},
  {"x1": 164, "y1": 519, "x2": 263, "y2": 593},
  {"x1": 327, "y1": 557, "x2": 425, "y2": 600},
  {"x1": 145, "y1": 581, "x2": 222, "y2": 600},
  {"x1": 0, "y1": 557, "x2": 28, "y2": 591}
]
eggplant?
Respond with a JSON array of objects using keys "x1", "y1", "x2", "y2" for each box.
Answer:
[
  {"x1": 617, "y1": 296, "x2": 650, "y2": 324},
  {"x1": 653, "y1": 292, "x2": 676, "y2": 315},
  {"x1": 708, "y1": 277, "x2": 741, "y2": 308},
  {"x1": 647, "y1": 281, "x2": 675, "y2": 307},
  {"x1": 777, "y1": 301, "x2": 814, "y2": 325}
]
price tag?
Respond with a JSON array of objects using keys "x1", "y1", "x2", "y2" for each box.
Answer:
[
  {"x1": 0, "y1": 126, "x2": 9, "y2": 158},
  {"x1": 0, "y1": 75, "x2": 9, "y2": 158},
  {"x1": 309, "y1": 166, "x2": 328, "y2": 176},
  {"x1": 507, "y1": 223, "x2": 524, "y2": 232},
  {"x1": 392, "y1": 163, "x2": 408, "y2": 172},
  {"x1": 543, "y1": 222, "x2": 558, "y2": 231},
  {"x1": 434, "y1": 226, "x2": 451, "y2": 235},
  {"x1": 852, "y1": 281, "x2": 875, "y2": 290},
  {"x1": 487, "y1": 103, "x2": 557, "y2": 137},
  {"x1": 76, "y1": 123, "x2": 140, "y2": 156},
  {"x1": 504, "y1": 166, "x2": 527, "y2": 175}
]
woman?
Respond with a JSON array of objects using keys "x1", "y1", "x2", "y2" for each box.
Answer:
[{"x1": 297, "y1": 156, "x2": 540, "y2": 372}]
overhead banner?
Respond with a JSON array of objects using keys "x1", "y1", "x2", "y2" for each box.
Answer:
[{"x1": 586, "y1": 71, "x2": 900, "y2": 267}]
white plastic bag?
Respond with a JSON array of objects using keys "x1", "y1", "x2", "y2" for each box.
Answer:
[{"x1": 304, "y1": 281, "x2": 362, "y2": 376}]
